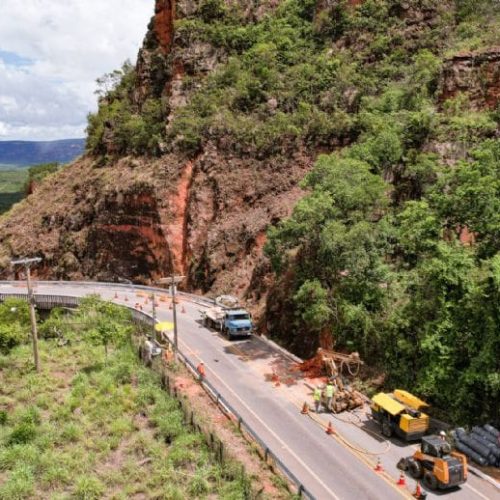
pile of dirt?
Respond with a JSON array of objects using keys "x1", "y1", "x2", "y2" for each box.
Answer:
[{"x1": 294, "y1": 353, "x2": 325, "y2": 379}]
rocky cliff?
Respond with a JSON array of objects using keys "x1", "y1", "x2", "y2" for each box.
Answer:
[
  {"x1": 0, "y1": 0, "x2": 499, "y2": 343},
  {"x1": 0, "y1": 0, "x2": 312, "y2": 304}
]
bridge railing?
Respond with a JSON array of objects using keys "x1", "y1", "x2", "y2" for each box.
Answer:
[{"x1": 0, "y1": 290, "x2": 314, "y2": 499}]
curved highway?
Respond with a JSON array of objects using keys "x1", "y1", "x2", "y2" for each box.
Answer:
[{"x1": 0, "y1": 281, "x2": 497, "y2": 500}]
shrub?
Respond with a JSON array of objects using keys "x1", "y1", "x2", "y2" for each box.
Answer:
[{"x1": 7, "y1": 423, "x2": 37, "y2": 446}]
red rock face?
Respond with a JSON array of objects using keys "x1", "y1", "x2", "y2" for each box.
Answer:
[
  {"x1": 87, "y1": 191, "x2": 172, "y2": 281},
  {"x1": 155, "y1": 0, "x2": 175, "y2": 54},
  {"x1": 166, "y1": 160, "x2": 194, "y2": 275},
  {"x1": 440, "y1": 48, "x2": 500, "y2": 110}
]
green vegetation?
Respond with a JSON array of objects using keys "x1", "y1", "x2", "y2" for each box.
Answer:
[
  {"x1": 0, "y1": 163, "x2": 60, "y2": 214},
  {"x1": 0, "y1": 170, "x2": 26, "y2": 214},
  {"x1": 237, "y1": 0, "x2": 500, "y2": 425},
  {"x1": 266, "y1": 136, "x2": 499, "y2": 425},
  {"x1": 25, "y1": 162, "x2": 59, "y2": 189},
  {"x1": 86, "y1": 62, "x2": 166, "y2": 157},
  {"x1": 87, "y1": 0, "x2": 499, "y2": 158},
  {"x1": 0, "y1": 298, "x2": 30, "y2": 354},
  {"x1": 0, "y1": 299, "x2": 254, "y2": 498}
]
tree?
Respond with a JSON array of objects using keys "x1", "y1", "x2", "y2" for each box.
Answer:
[
  {"x1": 78, "y1": 296, "x2": 133, "y2": 359},
  {"x1": 266, "y1": 153, "x2": 390, "y2": 354},
  {"x1": 0, "y1": 299, "x2": 30, "y2": 354}
]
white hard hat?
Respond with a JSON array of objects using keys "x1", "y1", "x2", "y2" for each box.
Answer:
[{"x1": 440, "y1": 430, "x2": 446, "y2": 437}]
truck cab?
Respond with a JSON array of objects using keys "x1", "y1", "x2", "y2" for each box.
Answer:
[
  {"x1": 202, "y1": 297, "x2": 253, "y2": 340},
  {"x1": 223, "y1": 309, "x2": 253, "y2": 339}
]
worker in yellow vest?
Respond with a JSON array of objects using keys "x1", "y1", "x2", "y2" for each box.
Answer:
[
  {"x1": 325, "y1": 382, "x2": 335, "y2": 412},
  {"x1": 313, "y1": 386, "x2": 322, "y2": 413}
]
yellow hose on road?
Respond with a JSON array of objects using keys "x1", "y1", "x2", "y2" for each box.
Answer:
[{"x1": 306, "y1": 405, "x2": 391, "y2": 456}]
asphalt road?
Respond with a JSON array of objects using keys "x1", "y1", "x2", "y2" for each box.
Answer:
[{"x1": 1, "y1": 281, "x2": 498, "y2": 500}]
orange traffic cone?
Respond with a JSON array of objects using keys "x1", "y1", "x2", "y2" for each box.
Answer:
[
  {"x1": 397, "y1": 473, "x2": 406, "y2": 487},
  {"x1": 374, "y1": 458, "x2": 384, "y2": 472},
  {"x1": 413, "y1": 481, "x2": 423, "y2": 499},
  {"x1": 301, "y1": 402, "x2": 309, "y2": 415},
  {"x1": 326, "y1": 421, "x2": 335, "y2": 435}
]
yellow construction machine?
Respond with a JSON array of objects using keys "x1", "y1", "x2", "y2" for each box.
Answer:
[
  {"x1": 371, "y1": 389, "x2": 429, "y2": 441},
  {"x1": 399, "y1": 435, "x2": 468, "y2": 490}
]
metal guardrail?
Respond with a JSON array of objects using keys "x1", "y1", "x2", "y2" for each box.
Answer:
[
  {"x1": 0, "y1": 289, "x2": 314, "y2": 499},
  {"x1": 0, "y1": 293, "x2": 81, "y2": 309},
  {"x1": 0, "y1": 280, "x2": 216, "y2": 308}
]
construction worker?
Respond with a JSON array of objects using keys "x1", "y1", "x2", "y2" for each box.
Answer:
[
  {"x1": 439, "y1": 430, "x2": 447, "y2": 441},
  {"x1": 197, "y1": 362, "x2": 206, "y2": 381},
  {"x1": 325, "y1": 381, "x2": 335, "y2": 411},
  {"x1": 313, "y1": 386, "x2": 322, "y2": 413}
]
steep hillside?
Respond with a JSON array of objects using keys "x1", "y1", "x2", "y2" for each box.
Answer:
[{"x1": 0, "y1": 1, "x2": 498, "y2": 422}]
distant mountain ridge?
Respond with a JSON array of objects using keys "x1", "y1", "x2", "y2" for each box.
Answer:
[{"x1": 0, "y1": 139, "x2": 85, "y2": 167}]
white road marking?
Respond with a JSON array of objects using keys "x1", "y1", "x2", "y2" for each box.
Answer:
[{"x1": 463, "y1": 482, "x2": 494, "y2": 500}]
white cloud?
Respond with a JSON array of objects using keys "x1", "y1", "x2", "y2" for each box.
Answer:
[{"x1": 0, "y1": 0, "x2": 153, "y2": 140}]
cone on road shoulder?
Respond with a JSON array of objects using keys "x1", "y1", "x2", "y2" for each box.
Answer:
[
  {"x1": 374, "y1": 457, "x2": 384, "y2": 472},
  {"x1": 301, "y1": 402, "x2": 309, "y2": 415},
  {"x1": 413, "y1": 481, "x2": 426, "y2": 499},
  {"x1": 326, "y1": 421, "x2": 335, "y2": 435},
  {"x1": 397, "y1": 473, "x2": 406, "y2": 487}
]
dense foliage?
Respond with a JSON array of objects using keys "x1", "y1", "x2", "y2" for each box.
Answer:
[
  {"x1": 260, "y1": 0, "x2": 500, "y2": 424},
  {"x1": 86, "y1": 62, "x2": 166, "y2": 157},
  {"x1": 0, "y1": 298, "x2": 30, "y2": 354}
]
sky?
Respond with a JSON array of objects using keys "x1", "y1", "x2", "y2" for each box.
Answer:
[{"x1": 0, "y1": 0, "x2": 153, "y2": 141}]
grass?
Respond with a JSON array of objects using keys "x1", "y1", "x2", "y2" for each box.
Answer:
[
  {"x1": 0, "y1": 169, "x2": 27, "y2": 214},
  {"x1": 0, "y1": 339, "x2": 255, "y2": 499}
]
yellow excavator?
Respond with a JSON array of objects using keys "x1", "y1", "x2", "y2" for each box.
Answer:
[{"x1": 371, "y1": 390, "x2": 429, "y2": 441}]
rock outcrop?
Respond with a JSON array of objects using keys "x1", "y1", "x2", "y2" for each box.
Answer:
[{"x1": 440, "y1": 47, "x2": 500, "y2": 110}]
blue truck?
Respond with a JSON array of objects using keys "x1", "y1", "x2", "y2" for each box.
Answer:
[{"x1": 202, "y1": 295, "x2": 253, "y2": 340}]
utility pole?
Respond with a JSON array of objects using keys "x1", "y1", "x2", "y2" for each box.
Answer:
[
  {"x1": 152, "y1": 291, "x2": 157, "y2": 341},
  {"x1": 171, "y1": 276, "x2": 178, "y2": 360},
  {"x1": 157, "y1": 274, "x2": 185, "y2": 361},
  {"x1": 11, "y1": 257, "x2": 42, "y2": 372}
]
